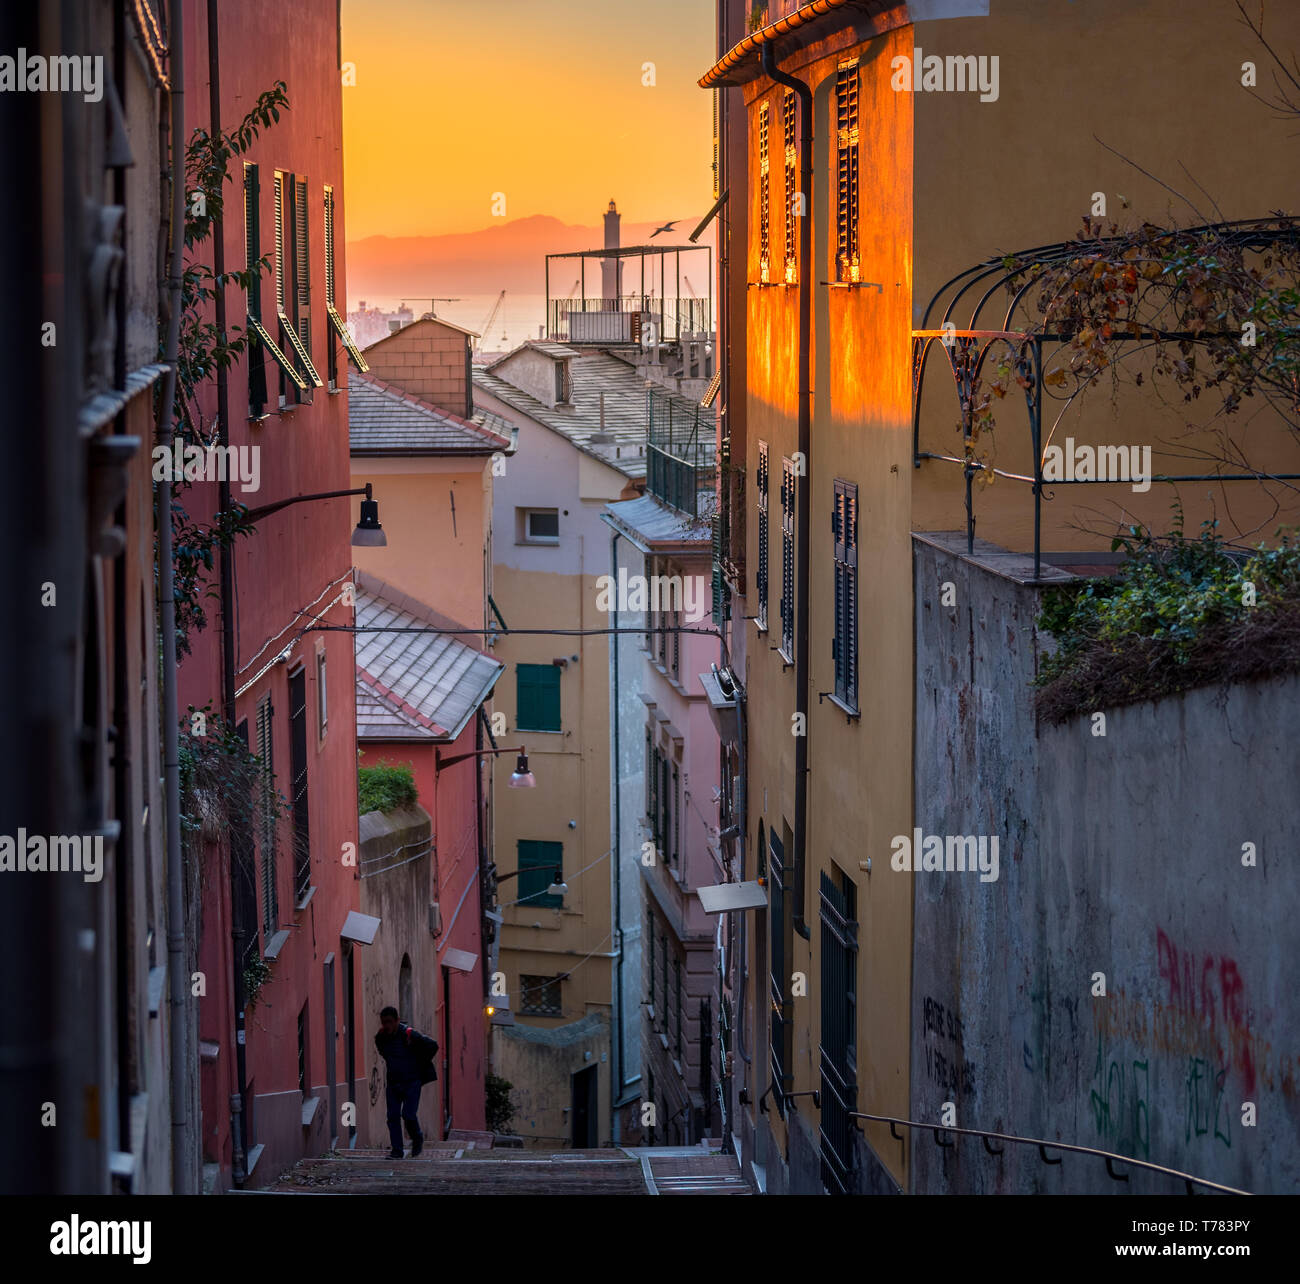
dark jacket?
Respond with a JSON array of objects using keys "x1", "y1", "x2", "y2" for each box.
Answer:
[{"x1": 375, "y1": 1022, "x2": 438, "y2": 1085}]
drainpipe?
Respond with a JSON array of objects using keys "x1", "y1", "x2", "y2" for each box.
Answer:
[
  {"x1": 761, "y1": 43, "x2": 813, "y2": 941},
  {"x1": 159, "y1": 0, "x2": 193, "y2": 1194},
  {"x1": 609, "y1": 527, "x2": 626, "y2": 1143},
  {"x1": 207, "y1": 0, "x2": 250, "y2": 1191}
]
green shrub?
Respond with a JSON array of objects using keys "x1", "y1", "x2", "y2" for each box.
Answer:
[
  {"x1": 485, "y1": 1073, "x2": 515, "y2": 1134},
  {"x1": 358, "y1": 761, "x2": 418, "y2": 815},
  {"x1": 1035, "y1": 511, "x2": 1300, "y2": 722}
]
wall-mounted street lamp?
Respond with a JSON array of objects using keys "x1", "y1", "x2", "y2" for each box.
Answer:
[
  {"x1": 436, "y1": 743, "x2": 536, "y2": 789},
  {"x1": 492, "y1": 864, "x2": 568, "y2": 898},
  {"x1": 241, "y1": 481, "x2": 387, "y2": 547}
]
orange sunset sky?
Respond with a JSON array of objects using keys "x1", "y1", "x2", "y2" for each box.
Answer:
[{"x1": 340, "y1": 0, "x2": 717, "y2": 243}]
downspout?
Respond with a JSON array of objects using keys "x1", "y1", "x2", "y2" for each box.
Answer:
[
  {"x1": 761, "y1": 43, "x2": 813, "y2": 941},
  {"x1": 609, "y1": 527, "x2": 625, "y2": 1143},
  {"x1": 160, "y1": 0, "x2": 193, "y2": 1195},
  {"x1": 207, "y1": 0, "x2": 250, "y2": 1190}
]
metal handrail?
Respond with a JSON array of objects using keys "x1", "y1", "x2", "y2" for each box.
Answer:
[{"x1": 847, "y1": 1109, "x2": 1252, "y2": 1195}]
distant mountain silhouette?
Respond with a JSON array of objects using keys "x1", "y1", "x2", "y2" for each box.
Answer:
[{"x1": 344, "y1": 213, "x2": 714, "y2": 305}]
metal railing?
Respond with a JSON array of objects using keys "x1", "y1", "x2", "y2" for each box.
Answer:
[
  {"x1": 547, "y1": 295, "x2": 711, "y2": 346},
  {"x1": 646, "y1": 388, "x2": 715, "y2": 516}
]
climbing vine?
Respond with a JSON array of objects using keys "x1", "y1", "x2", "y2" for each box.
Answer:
[{"x1": 161, "y1": 82, "x2": 289, "y2": 655}]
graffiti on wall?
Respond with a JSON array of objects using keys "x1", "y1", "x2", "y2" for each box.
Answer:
[
  {"x1": 921, "y1": 994, "x2": 976, "y2": 1098},
  {"x1": 1084, "y1": 928, "x2": 1299, "y2": 1156}
]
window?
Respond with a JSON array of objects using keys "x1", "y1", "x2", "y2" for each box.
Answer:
[
  {"x1": 769, "y1": 825, "x2": 793, "y2": 1113},
  {"x1": 316, "y1": 649, "x2": 328, "y2": 737},
  {"x1": 323, "y1": 184, "x2": 368, "y2": 380},
  {"x1": 819, "y1": 866, "x2": 859, "y2": 1193},
  {"x1": 674, "y1": 957, "x2": 683, "y2": 1060},
  {"x1": 297, "y1": 1001, "x2": 310, "y2": 1097},
  {"x1": 783, "y1": 89, "x2": 798, "y2": 284},
  {"x1": 274, "y1": 171, "x2": 322, "y2": 399},
  {"x1": 244, "y1": 162, "x2": 306, "y2": 415},
  {"x1": 758, "y1": 101, "x2": 770, "y2": 283},
  {"x1": 756, "y1": 442, "x2": 769, "y2": 630},
  {"x1": 516, "y1": 663, "x2": 561, "y2": 732},
  {"x1": 647, "y1": 908, "x2": 656, "y2": 1018},
  {"x1": 288, "y1": 666, "x2": 311, "y2": 905},
  {"x1": 835, "y1": 61, "x2": 861, "y2": 283},
  {"x1": 255, "y1": 693, "x2": 277, "y2": 935},
  {"x1": 233, "y1": 719, "x2": 260, "y2": 959},
  {"x1": 671, "y1": 762, "x2": 680, "y2": 869},
  {"x1": 517, "y1": 839, "x2": 563, "y2": 909},
  {"x1": 780, "y1": 456, "x2": 795, "y2": 659},
  {"x1": 661, "y1": 933, "x2": 668, "y2": 1028},
  {"x1": 520, "y1": 974, "x2": 564, "y2": 1017},
  {"x1": 647, "y1": 741, "x2": 672, "y2": 864},
  {"x1": 520, "y1": 507, "x2": 560, "y2": 545},
  {"x1": 832, "y1": 481, "x2": 859, "y2": 710}
]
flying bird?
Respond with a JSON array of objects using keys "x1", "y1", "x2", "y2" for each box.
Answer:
[{"x1": 650, "y1": 220, "x2": 679, "y2": 238}]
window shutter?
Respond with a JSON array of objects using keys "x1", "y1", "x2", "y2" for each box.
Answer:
[
  {"x1": 516, "y1": 664, "x2": 560, "y2": 732},
  {"x1": 256, "y1": 695, "x2": 277, "y2": 934},
  {"x1": 273, "y1": 173, "x2": 285, "y2": 313},
  {"x1": 518, "y1": 840, "x2": 563, "y2": 909},
  {"x1": 835, "y1": 63, "x2": 860, "y2": 283},
  {"x1": 295, "y1": 178, "x2": 310, "y2": 311},
  {"x1": 244, "y1": 163, "x2": 261, "y2": 310},
  {"x1": 758, "y1": 101, "x2": 770, "y2": 282},
  {"x1": 783, "y1": 89, "x2": 797, "y2": 282}
]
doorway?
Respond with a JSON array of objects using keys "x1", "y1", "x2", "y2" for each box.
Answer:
[{"x1": 570, "y1": 1064, "x2": 599, "y2": 1149}]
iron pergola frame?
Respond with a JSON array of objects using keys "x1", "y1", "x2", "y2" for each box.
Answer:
[{"x1": 912, "y1": 218, "x2": 1300, "y2": 580}]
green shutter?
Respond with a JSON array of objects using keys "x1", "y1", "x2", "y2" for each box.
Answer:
[
  {"x1": 516, "y1": 663, "x2": 561, "y2": 732},
  {"x1": 518, "y1": 840, "x2": 563, "y2": 909}
]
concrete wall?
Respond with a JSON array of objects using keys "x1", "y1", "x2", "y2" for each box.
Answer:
[{"x1": 911, "y1": 533, "x2": 1300, "y2": 1194}]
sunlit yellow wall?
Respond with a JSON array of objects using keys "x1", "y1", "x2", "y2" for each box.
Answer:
[
  {"x1": 490, "y1": 557, "x2": 613, "y2": 1146},
  {"x1": 912, "y1": 0, "x2": 1300, "y2": 553},
  {"x1": 741, "y1": 11, "x2": 916, "y2": 1189},
  {"x1": 350, "y1": 458, "x2": 491, "y2": 631}
]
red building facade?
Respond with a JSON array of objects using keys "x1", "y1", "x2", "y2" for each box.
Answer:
[{"x1": 180, "y1": 0, "x2": 367, "y2": 1186}]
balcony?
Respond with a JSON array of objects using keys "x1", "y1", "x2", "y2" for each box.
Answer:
[
  {"x1": 645, "y1": 389, "x2": 715, "y2": 517},
  {"x1": 545, "y1": 243, "x2": 714, "y2": 348},
  {"x1": 548, "y1": 295, "x2": 711, "y2": 347}
]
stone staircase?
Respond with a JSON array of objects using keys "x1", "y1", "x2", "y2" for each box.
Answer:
[{"x1": 262, "y1": 1133, "x2": 751, "y2": 1196}]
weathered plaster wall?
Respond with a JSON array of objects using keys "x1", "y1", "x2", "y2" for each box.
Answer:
[{"x1": 911, "y1": 532, "x2": 1300, "y2": 1194}]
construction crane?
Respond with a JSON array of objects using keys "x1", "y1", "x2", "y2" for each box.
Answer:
[
  {"x1": 683, "y1": 275, "x2": 698, "y2": 300},
  {"x1": 399, "y1": 296, "x2": 462, "y2": 318},
  {"x1": 476, "y1": 290, "x2": 507, "y2": 351}
]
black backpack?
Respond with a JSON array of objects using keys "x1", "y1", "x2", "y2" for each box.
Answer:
[{"x1": 405, "y1": 1025, "x2": 438, "y2": 1084}]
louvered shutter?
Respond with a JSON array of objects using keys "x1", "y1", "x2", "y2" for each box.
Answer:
[
  {"x1": 835, "y1": 63, "x2": 860, "y2": 283},
  {"x1": 295, "y1": 178, "x2": 309, "y2": 311},
  {"x1": 273, "y1": 173, "x2": 285, "y2": 312}
]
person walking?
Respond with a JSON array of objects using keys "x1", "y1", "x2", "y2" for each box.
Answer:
[{"x1": 374, "y1": 1005, "x2": 438, "y2": 1158}]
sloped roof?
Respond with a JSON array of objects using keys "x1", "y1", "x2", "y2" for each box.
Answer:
[
  {"x1": 473, "y1": 349, "x2": 714, "y2": 483},
  {"x1": 349, "y1": 373, "x2": 510, "y2": 455},
  {"x1": 603, "y1": 492, "x2": 714, "y2": 553},
  {"x1": 485, "y1": 340, "x2": 581, "y2": 370},
  {"x1": 355, "y1": 579, "x2": 503, "y2": 742}
]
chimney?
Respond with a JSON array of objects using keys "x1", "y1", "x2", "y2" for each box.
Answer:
[{"x1": 601, "y1": 198, "x2": 622, "y2": 305}]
